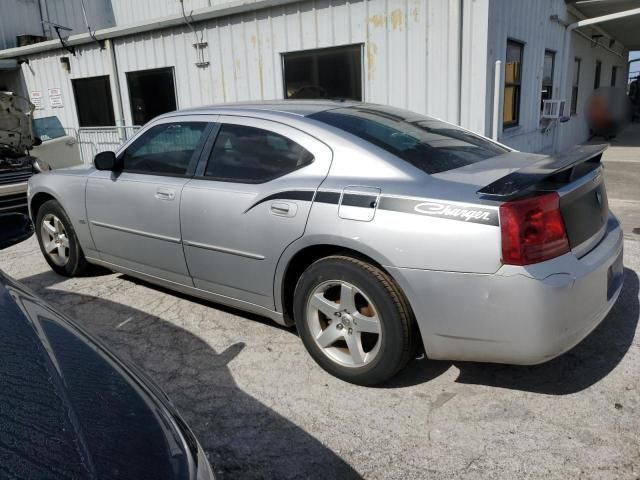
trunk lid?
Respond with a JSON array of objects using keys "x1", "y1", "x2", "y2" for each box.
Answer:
[{"x1": 435, "y1": 144, "x2": 609, "y2": 258}]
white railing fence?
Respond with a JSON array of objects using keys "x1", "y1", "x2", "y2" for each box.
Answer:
[{"x1": 76, "y1": 126, "x2": 140, "y2": 166}]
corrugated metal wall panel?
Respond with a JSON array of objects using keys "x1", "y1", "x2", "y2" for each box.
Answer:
[
  {"x1": 110, "y1": 0, "x2": 462, "y2": 126},
  {"x1": 486, "y1": 0, "x2": 628, "y2": 152},
  {"x1": 21, "y1": 44, "x2": 113, "y2": 128}
]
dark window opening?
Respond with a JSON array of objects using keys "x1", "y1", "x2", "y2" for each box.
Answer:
[
  {"x1": 571, "y1": 58, "x2": 581, "y2": 115},
  {"x1": 126, "y1": 67, "x2": 177, "y2": 126},
  {"x1": 283, "y1": 45, "x2": 362, "y2": 101},
  {"x1": 594, "y1": 60, "x2": 602, "y2": 89},
  {"x1": 204, "y1": 124, "x2": 314, "y2": 183},
  {"x1": 122, "y1": 122, "x2": 207, "y2": 176},
  {"x1": 541, "y1": 50, "x2": 555, "y2": 112},
  {"x1": 72, "y1": 76, "x2": 115, "y2": 127},
  {"x1": 311, "y1": 105, "x2": 508, "y2": 175},
  {"x1": 504, "y1": 40, "x2": 524, "y2": 128},
  {"x1": 611, "y1": 66, "x2": 618, "y2": 87}
]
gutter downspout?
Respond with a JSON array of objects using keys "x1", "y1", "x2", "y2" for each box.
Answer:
[
  {"x1": 456, "y1": 0, "x2": 463, "y2": 126},
  {"x1": 105, "y1": 39, "x2": 125, "y2": 137},
  {"x1": 491, "y1": 60, "x2": 503, "y2": 141},
  {"x1": 555, "y1": 7, "x2": 640, "y2": 152}
]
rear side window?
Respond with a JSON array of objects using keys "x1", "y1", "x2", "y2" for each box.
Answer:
[
  {"x1": 123, "y1": 122, "x2": 207, "y2": 175},
  {"x1": 310, "y1": 105, "x2": 508, "y2": 174},
  {"x1": 204, "y1": 124, "x2": 314, "y2": 183}
]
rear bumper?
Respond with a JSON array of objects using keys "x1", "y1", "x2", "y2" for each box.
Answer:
[{"x1": 388, "y1": 214, "x2": 624, "y2": 365}]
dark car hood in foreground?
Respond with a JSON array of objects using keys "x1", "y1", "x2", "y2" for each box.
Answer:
[{"x1": 0, "y1": 271, "x2": 198, "y2": 480}]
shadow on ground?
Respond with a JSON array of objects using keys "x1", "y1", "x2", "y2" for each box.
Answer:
[
  {"x1": 386, "y1": 267, "x2": 639, "y2": 394},
  {"x1": 19, "y1": 262, "x2": 639, "y2": 465},
  {"x1": 19, "y1": 270, "x2": 361, "y2": 480}
]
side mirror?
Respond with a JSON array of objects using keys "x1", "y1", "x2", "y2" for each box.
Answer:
[
  {"x1": 0, "y1": 213, "x2": 34, "y2": 250},
  {"x1": 32, "y1": 137, "x2": 42, "y2": 147},
  {"x1": 94, "y1": 151, "x2": 118, "y2": 171}
]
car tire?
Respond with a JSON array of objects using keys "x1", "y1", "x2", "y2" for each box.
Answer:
[
  {"x1": 294, "y1": 255, "x2": 415, "y2": 386},
  {"x1": 35, "y1": 199, "x2": 89, "y2": 277}
]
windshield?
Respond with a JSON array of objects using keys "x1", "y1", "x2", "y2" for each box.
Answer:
[{"x1": 310, "y1": 105, "x2": 508, "y2": 174}]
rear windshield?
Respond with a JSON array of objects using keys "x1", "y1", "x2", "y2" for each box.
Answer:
[
  {"x1": 310, "y1": 105, "x2": 508, "y2": 174},
  {"x1": 32, "y1": 116, "x2": 66, "y2": 141}
]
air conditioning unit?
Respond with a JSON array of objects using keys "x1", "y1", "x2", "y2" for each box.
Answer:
[{"x1": 541, "y1": 99, "x2": 566, "y2": 119}]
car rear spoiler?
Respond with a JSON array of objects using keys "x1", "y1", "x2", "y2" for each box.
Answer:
[{"x1": 477, "y1": 144, "x2": 607, "y2": 200}]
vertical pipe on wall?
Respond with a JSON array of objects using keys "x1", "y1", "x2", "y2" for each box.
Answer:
[
  {"x1": 456, "y1": 0, "x2": 463, "y2": 126},
  {"x1": 492, "y1": 60, "x2": 503, "y2": 141},
  {"x1": 105, "y1": 39, "x2": 125, "y2": 134}
]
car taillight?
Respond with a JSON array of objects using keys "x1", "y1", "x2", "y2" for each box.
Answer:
[{"x1": 499, "y1": 192, "x2": 570, "y2": 265}]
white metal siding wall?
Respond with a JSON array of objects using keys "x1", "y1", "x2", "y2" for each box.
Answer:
[
  {"x1": 20, "y1": 45, "x2": 113, "y2": 128},
  {"x1": 113, "y1": 0, "x2": 464, "y2": 126},
  {"x1": 460, "y1": 0, "x2": 490, "y2": 135},
  {"x1": 558, "y1": 31, "x2": 629, "y2": 152},
  {"x1": 486, "y1": 0, "x2": 629, "y2": 152},
  {"x1": 486, "y1": 0, "x2": 565, "y2": 153}
]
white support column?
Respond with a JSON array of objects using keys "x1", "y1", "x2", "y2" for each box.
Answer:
[{"x1": 492, "y1": 60, "x2": 503, "y2": 141}]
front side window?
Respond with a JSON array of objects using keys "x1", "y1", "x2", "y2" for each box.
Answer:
[
  {"x1": 571, "y1": 58, "x2": 581, "y2": 115},
  {"x1": 122, "y1": 122, "x2": 207, "y2": 175},
  {"x1": 541, "y1": 50, "x2": 555, "y2": 112},
  {"x1": 594, "y1": 60, "x2": 602, "y2": 89},
  {"x1": 204, "y1": 124, "x2": 314, "y2": 183},
  {"x1": 310, "y1": 105, "x2": 508, "y2": 175},
  {"x1": 504, "y1": 40, "x2": 524, "y2": 127},
  {"x1": 611, "y1": 66, "x2": 618, "y2": 87}
]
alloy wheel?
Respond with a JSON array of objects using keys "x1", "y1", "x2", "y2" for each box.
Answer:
[
  {"x1": 40, "y1": 213, "x2": 70, "y2": 267},
  {"x1": 305, "y1": 280, "x2": 382, "y2": 367}
]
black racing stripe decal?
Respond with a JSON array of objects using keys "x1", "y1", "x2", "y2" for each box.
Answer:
[
  {"x1": 314, "y1": 191, "x2": 341, "y2": 204},
  {"x1": 341, "y1": 194, "x2": 378, "y2": 208},
  {"x1": 244, "y1": 190, "x2": 315, "y2": 213},
  {"x1": 378, "y1": 197, "x2": 499, "y2": 226}
]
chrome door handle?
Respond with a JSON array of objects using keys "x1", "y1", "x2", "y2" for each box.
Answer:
[
  {"x1": 155, "y1": 187, "x2": 176, "y2": 201},
  {"x1": 270, "y1": 202, "x2": 297, "y2": 217}
]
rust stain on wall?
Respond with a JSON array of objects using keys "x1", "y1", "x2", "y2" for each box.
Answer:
[
  {"x1": 367, "y1": 42, "x2": 378, "y2": 81},
  {"x1": 369, "y1": 14, "x2": 385, "y2": 28},
  {"x1": 410, "y1": 6, "x2": 419, "y2": 23},
  {"x1": 389, "y1": 9, "x2": 404, "y2": 30},
  {"x1": 250, "y1": 35, "x2": 257, "y2": 47}
]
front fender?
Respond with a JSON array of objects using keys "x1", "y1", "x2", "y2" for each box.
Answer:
[{"x1": 28, "y1": 172, "x2": 95, "y2": 254}]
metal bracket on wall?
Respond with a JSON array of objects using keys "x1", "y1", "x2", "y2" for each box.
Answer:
[
  {"x1": 193, "y1": 42, "x2": 210, "y2": 68},
  {"x1": 42, "y1": 21, "x2": 75, "y2": 56}
]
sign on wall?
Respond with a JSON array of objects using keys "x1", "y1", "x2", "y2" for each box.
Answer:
[
  {"x1": 30, "y1": 91, "x2": 43, "y2": 109},
  {"x1": 48, "y1": 87, "x2": 63, "y2": 108}
]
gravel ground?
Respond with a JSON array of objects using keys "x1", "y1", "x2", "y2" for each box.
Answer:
[{"x1": 0, "y1": 234, "x2": 638, "y2": 480}]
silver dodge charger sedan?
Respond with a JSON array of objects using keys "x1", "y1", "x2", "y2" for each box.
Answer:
[{"x1": 27, "y1": 101, "x2": 624, "y2": 386}]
